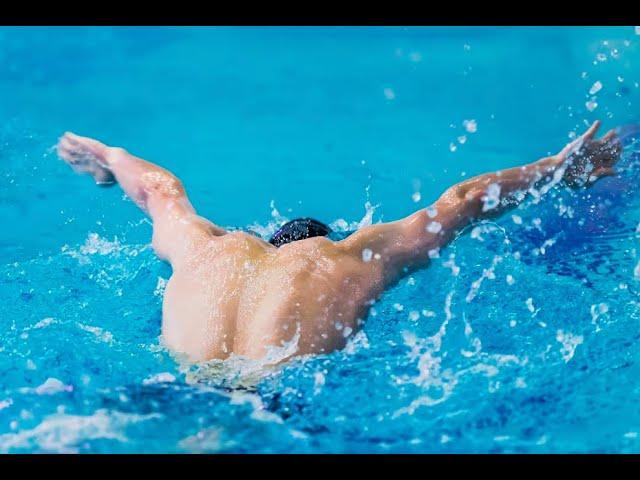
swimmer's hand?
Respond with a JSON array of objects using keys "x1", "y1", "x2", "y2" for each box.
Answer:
[
  {"x1": 56, "y1": 132, "x2": 116, "y2": 186},
  {"x1": 556, "y1": 120, "x2": 622, "y2": 188}
]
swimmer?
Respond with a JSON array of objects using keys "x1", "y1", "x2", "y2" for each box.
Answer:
[{"x1": 56, "y1": 120, "x2": 622, "y2": 363}]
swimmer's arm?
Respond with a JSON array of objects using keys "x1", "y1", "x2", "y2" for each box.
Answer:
[
  {"x1": 57, "y1": 133, "x2": 225, "y2": 265},
  {"x1": 109, "y1": 152, "x2": 225, "y2": 265},
  {"x1": 339, "y1": 120, "x2": 621, "y2": 284}
]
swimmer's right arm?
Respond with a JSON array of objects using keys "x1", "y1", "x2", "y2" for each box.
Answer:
[
  {"x1": 57, "y1": 132, "x2": 226, "y2": 266},
  {"x1": 340, "y1": 120, "x2": 622, "y2": 284}
]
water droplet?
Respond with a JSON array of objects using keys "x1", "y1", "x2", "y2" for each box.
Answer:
[
  {"x1": 426, "y1": 221, "x2": 442, "y2": 234},
  {"x1": 589, "y1": 80, "x2": 603, "y2": 95},
  {"x1": 526, "y1": 298, "x2": 535, "y2": 313},
  {"x1": 463, "y1": 119, "x2": 477, "y2": 133},
  {"x1": 481, "y1": 183, "x2": 501, "y2": 212},
  {"x1": 383, "y1": 88, "x2": 395, "y2": 100}
]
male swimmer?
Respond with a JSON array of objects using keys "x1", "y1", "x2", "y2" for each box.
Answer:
[{"x1": 56, "y1": 121, "x2": 622, "y2": 363}]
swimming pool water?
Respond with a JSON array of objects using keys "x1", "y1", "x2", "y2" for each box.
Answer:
[{"x1": 2, "y1": 26, "x2": 640, "y2": 453}]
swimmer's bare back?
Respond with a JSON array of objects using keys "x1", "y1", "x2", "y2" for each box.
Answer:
[{"x1": 56, "y1": 121, "x2": 622, "y2": 363}]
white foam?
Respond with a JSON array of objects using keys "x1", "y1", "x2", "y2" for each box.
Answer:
[
  {"x1": 481, "y1": 183, "x2": 501, "y2": 212},
  {"x1": 33, "y1": 317, "x2": 55, "y2": 329},
  {"x1": 18, "y1": 378, "x2": 73, "y2": 396},
  {"x1": 442, "y1": 254, "x2": 460, "y2": 277},
  {"x1": 142, "y1": 372, "x2": 176, "y2": 385},
  {"x1": 184, "y1": 323, "x2": 302, "y2": 389},
  {"x1": 556, "y1": 330, "x2": 583, "y2": 363},
  {"x1": 392, "y1": 293, "x2": 457, "y2": 417},
  {"x1": 61, "y1": 233, "x2": 149, "y2": 265},
  {"x1": 0, "y1": 409, "x2": 160, "y2": 453},
  {"x1": 330, "y1": 201, "x2": 379, "y2": 234},
  {"x1": 179, "y1": 427, "x2": 227, "y2": 453},
  {"x1": 465, "y1": 255, "x2": 503, "y2": 303},
  {"x1": 77, "y1": 323, "x2": 114, "y2": 344},
  {"x1": 313, "y1": 371, "x2": 326, "y2": 395},
  {"x1": 230, "y1": 391, "x2": 284, "y2": 424},
  {"x1": 154, "y1": 276, "x2": 168, "y2": 297},
  {"x1": 590, "y1": 303, "x2": 609, "y2": 332}
]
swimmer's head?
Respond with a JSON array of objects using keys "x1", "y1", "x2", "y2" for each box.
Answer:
[{"x1": 269, "y1": 218, "x2": 332, "y2": 247}]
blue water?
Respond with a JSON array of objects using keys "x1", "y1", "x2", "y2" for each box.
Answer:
[{"x1": 2, "y1": 26, "x2": 640, "y2": 453}]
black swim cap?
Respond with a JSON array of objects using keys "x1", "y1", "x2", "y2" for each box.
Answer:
[{"x1": 269, "y1": 218, "x2": 332, "y2": 247}]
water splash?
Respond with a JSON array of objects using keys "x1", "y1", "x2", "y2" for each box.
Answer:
[{"x1": 0, "y1": 410, "x2": 161, "y2": 453}]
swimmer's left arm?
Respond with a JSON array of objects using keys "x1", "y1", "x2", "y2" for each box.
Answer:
[{"x1": 339, "y1": 120, "x2": 622, "y2": 284}]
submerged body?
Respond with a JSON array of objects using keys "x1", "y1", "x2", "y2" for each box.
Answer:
[{"x1": 56, "y1": 121, "x2": 622, "y2": 363}]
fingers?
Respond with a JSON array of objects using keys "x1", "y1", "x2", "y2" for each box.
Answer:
[
  {"x1": 596, "y1": 166, "x2": 615, "y2": 176},
  {"x1": 602, "y1": 129, "x2": 617, "y2": 142},
  {"x1": 60, "y1": 131, "x2": 108, "y2": 158},
  {"x1": 589, "y1": 167, "x2": 616, "y2": 184},
  {"x1": 558, "y1": 121, "x2": 602, "y2": 159},
  {"x1": 57, "y1": 137, "x2": 87, "y2": 163},
  {"x1": 56, "y1": 137, "x2": 80, "y2": 162},
  {"x1": 582, "y1": 120, "x2": 601, "y2": 141},
  {"x1": 62, "y1": 131, "x2": 80, "y2": 145}
]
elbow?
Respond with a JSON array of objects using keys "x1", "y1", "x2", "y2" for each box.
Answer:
[{"x1": 141, "y1": 171, "x2": 185, "y2": 199}]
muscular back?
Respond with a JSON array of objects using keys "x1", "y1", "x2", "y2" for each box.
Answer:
[{"x1": 162, "y1": 232, "x2": 385, "y2": 362}]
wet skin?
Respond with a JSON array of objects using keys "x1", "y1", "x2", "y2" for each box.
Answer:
[{"x1": 56, "y1": 121, "x2": 622, "y2": 363}]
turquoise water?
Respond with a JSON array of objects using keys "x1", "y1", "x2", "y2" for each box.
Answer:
[{"x1": 2, "y1": 26, "x2": 640, "y2": 453}]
